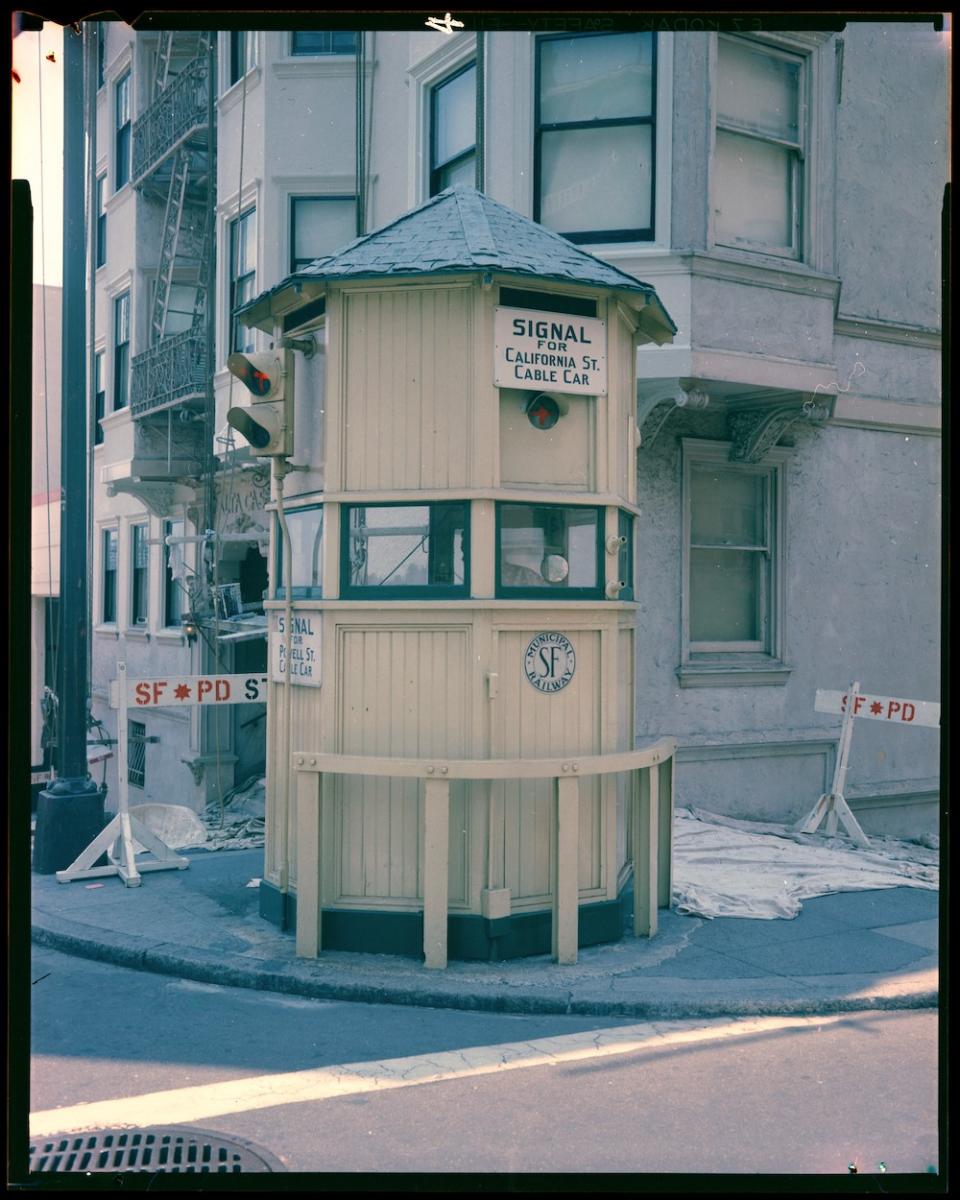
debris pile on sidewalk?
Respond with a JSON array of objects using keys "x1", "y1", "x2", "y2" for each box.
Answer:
[
  {"x1": 197, "y1": 776, "x2": 266, "y2": 851},
  {"x1": 672, "y1": 806, "x2": 939, "y2": 921}
]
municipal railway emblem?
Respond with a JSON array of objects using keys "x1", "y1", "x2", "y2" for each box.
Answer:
[{"x1": 524, "y1": 632, "x2": 576, "y2": 694}]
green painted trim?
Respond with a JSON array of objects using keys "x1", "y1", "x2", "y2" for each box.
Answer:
[{"x1": 259, "y1": 882, "x2": 635, "y2": 961}]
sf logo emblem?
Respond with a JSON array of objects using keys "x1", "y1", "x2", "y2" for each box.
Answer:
[{"x1": 524, "y1": 632, "x2": 576, "y2": 694}]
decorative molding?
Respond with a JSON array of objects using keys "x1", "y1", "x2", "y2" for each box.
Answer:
[
  {"x1": 834, "y1": 315, "x2": 941, "y2": 349},
  {"x1": 675, "y1": 736, "x2": 833, "y2": 761},
  {"x1": 217, "y1": 66, "x2": 262, "y2": 114},
  {"x1": 728, "y1": 397, "x2": 832, "y2": 462},
  {"x1": 637, "y1": 385, "x2": 710, "y2": 450},
  {"x1": 272, "y1": 58, "x2": 373, "y2": 80},
  {"x1": 830, "y1": 395, "x2": 941, "y2": 437},
  {"x1": 105, "y1": 479, "x2": 197, "y2": 517},
  {"x1": 690, "y1": 250, "x2": 841, "y2": 301},
  {"x1": 677, "y1": 663, "x2": 792, "y2": 688},
  {"x1": 181, "y1": 756, "x2": 205, "y2": 785}
]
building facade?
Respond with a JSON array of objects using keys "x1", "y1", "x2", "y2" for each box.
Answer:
[{"x1": 84, "y1": 22, "x2": 943, "y2": 850}]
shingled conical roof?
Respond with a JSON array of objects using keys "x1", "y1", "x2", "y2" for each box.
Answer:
[{"x1": 243, "y1": 186, "x2": 676, "y2": 342}]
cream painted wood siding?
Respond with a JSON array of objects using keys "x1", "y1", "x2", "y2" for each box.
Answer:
[
  {"x1": 491, "y1": 628, "x2": 603, "y2": 904},
  {"x1": 341, "y1": 284, "x2": 475, "y2": 491},
  {"x1": 616, "y1": 625, "x2": 635, "y2": 874},
  {"x1": 334, "y1": 626, "x2": 471, "y2": 905}
]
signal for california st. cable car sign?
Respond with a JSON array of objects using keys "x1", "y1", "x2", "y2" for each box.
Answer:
[
  {"x1": 815, "y1": 688, "x2": 940, "y2": 728},
  {"x1": 493, "y1": 306, "x2": 607, "y2": 396}
]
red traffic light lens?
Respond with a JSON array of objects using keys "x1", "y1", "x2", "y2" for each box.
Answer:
[{"x1": 227, "y1": 353, "x2": 273, "y2": 396}]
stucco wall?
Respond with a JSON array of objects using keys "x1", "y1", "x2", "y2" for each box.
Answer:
[
  {"x1": 835, "y1": 23, "x2": 947, "y2": 328},
  {"x1": 634, "y1": 410, "x2": 940, "y2": 826}
]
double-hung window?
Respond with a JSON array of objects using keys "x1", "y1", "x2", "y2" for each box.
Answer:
[
  {"x1": 229, "y1": 31, "x2": 256, "y2": 85},
  {"x1": 163, "y1": 518, "x2": 185, "y2": 626},
  {"x1": 429, "y1": 62, "x2": 476, "y2": 195},
  {"x1": 113, "y1": 291, "x2": 130, "y2": 410},
  {"x1": 102, "y1": 529, "x2": 118, "y2": 623},
  {"x1": 95, "y1": 175, "x2": 107, "y2": 268},
  {"x1": 290, "y1": 196, "x2": 357, "y2": 271},
  {"x1": 229, "y1": 208, "x2": 256, "y2": 354},
  {"x1": 291, "y1": 30, "x2": 357, "y2": 55},
  {"x1": 681, "y1": 440, "x2": 789, "y2": 683},
  {"x1": 535, "y1": 32, "x2": 655, "y2": 243},
  {"x1": 131, "y1": 523, "x2": 149, "y2": 625},
  {"x1": 115, "y1": 70, "x2": 131, "y2": 190},
  {"x1": 342, "y1": 502, "x2": 469, "y2": 598},
  {"x1": 714, "y1": 36, "x2": 804, "y2": 257},
  {"x1": 94, "y1": 351, "x2": 105, "y2": 445}
]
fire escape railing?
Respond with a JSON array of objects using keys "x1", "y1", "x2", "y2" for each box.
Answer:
[
  {"x1": 132, "y1": 52, "x2": 209, "y2": 184},
  {"x1": 130, "y1": 328, "x2": 206, "y2": 416}
]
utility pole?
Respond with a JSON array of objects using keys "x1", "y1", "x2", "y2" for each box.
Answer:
[{"x1": 33, "y1": 24, "x2": 105, "y2": 872}]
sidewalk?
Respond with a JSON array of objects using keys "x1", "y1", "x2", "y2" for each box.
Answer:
[{"x1": 30, "y1": 844, "x2": 939, "y2": 1019}]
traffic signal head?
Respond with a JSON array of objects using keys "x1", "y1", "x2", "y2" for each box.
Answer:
[
  {"x1": 226, "y1": 400, "x2": 291, "y2": 457},
  {"x1": 227, "y1": 352, "x2": 284, "y2": 402}
]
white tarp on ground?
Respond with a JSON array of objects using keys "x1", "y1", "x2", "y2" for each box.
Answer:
[{"x1": 672, "y1": 806, "x2": 939, "y2": 921}]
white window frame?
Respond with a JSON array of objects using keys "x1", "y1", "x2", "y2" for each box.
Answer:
[
  {"x1": 99, "y1": 523, "x2": 120, "y2": 628},
  {"x1": 227, "y1": 204, "x2": 257, "y2": 357},
  {"x1": 288, "y1": 193, "x2": 358, "y2": 272},
  {"x1": 407, "y1": 32, "x2": 478, "y2": 210},
  {"x1": 227, "y1": 29, "x2": 257, "y2": 88},
  {"x1": 129, "y1": 520, "x2": 150, "y2": 628},
  {"x1": 288, "y1": 29, "x2": 358, "y2": 57},
  {"x1": 679, "y1": 438, "x2": 791, "y2": 687}
]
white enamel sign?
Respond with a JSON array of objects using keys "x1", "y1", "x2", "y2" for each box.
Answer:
[
  {"x1": 270, "y1": 612, "x2": 322, "y2": 686},
  {"x1": 494, "y1": 306, "x2": 607, "y2": 396},
  {"x1": 815, "y1": 688, "x2": 940, "y2": 728},
  {"x1": 524, "y1": 632, "x2": 576, "y2": 694}
]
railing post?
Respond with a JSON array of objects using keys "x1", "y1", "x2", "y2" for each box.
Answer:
[
  {"x1": 632, "y1": 764, "x2": 659, "y2": 937},
  {"x1": 295, "y1": 766, "x2": 322, "y2": 958},
  {"x1": 552, "y1": 774, "x2": 579, "y2": 964},
  {"x1": 422, "y1": 776, "x2": 450, "y2": 969},
  {"x1": 657, "y1": 755, "x2": 674, "y2": 910}
]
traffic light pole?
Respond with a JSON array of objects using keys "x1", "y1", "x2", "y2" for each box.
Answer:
[{"x1": 33, "y1": 26, "x2": 105, "y2": 872}]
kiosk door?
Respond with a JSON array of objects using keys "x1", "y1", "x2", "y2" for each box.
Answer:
[{"x1": 489, "y1": 628, "x2": 604, "y2": 907}]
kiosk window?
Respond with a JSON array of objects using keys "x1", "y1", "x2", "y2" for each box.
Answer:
[
  {"x1": 497, "y1": 503, "x2": 602, "y2": 598},
  {"x1": 276, "y1": 505, "x2": 324, "y2": 598},
  {"x1": 342, "y1": 503, "x2": 468, "y2": 597}
]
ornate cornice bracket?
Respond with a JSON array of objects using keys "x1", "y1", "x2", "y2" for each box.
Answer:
[
  {"x1": 637, "y1": 385, "x2": 710, "y2": 451},
  {"x1": 728, "y1": 397, "x2": 833, "y2": 463},
  {"x1": 105, "y1": 479, "x2": 198, "y2": 517}
]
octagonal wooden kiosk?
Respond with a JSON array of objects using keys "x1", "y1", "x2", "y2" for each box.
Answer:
[{"x1": 242, "y1": 187, "x2": 677, "y2": 965}]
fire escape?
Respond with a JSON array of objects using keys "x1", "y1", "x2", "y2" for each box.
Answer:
[{"x1": 106, "y1": 31, "x2": 216, "y2": 516}]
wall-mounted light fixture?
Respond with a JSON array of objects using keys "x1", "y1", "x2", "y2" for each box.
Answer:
[{"x1": 182, "y1": 616, "x2": 199, "y2": 644}]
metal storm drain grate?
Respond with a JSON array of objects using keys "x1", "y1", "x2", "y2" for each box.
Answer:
[{"x1": 30, "y1": 1127, "x2": 285, "y2": 1173}]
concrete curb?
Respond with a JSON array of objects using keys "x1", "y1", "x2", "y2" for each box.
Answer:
[{"x1": 31, "y1": 915, "x2": 939, "y2": 1020}]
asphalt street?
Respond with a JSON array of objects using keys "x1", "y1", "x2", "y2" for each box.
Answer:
[{"x1": 28, "y1": 946, "x2": 940, "y2": 1177}]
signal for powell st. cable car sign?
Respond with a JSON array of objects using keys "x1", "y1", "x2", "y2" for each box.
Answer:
[{"x1": 494, "y1": 306, "x2": 607, "y2": 396}]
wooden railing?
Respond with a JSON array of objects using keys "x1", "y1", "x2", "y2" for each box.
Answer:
[{"x1": 291, "y1": 738, "x2": 676, "y2": 969}]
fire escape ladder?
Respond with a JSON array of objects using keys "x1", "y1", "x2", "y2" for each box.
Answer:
[
  {"x1": 151, "y1": 148, "x2": 190, "y2": 346},
  {"x1": 154, "y1": 31, "x2": 174, "y2": 99}
]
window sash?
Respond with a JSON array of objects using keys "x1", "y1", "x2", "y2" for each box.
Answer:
[
  {"x1": 163, "y1": 518, "x2": 185, "y2": 626},
  {"x1": 713, "y1": 37, "x2": 805, "y2": 258},
  {"x1": 94, "y1": 351, "x2": 105, "y2": 445},
  {"x1": 276, "y1": 505, "x2": 323, "y2": 598},
  {"x1": 131, "y1": 524, "x2": 149, "y2": 624},
  {"x1": 534, "y1": 31, "x2": 656, "y2": 243},
  {"x1": 95, "y1": 176, "x2": 106, "y2": 267},
  {"x1": 430, "y1": 62, "x2": 476, "y2": 196},
  {"x1": 341, "y1": 502, "x2": 469, "y2": 597},
  {"x1": 102, "y1": 530, "x2": 118, "y2": 623},
  {"x1": 496, "y1": 502, "x2": 604, "y2": 598},
  {"x1": 683, "y1": 448, "x2": 781, "y2": 659},
  {"x1": 229, "y1": 209, "x2": 256, "y2": 354},
  {"x1": 96, "y1": 22, "x2": 105, "y2": 88},
  {"x1": 290, "y1": 196, "x2": 357, "y2": 271},
  {"x1": 115, "y1": 73, "x2": 131, "y2": 189},
  {"x1": 229, "y1": 31, "x2": 255, "y2": 84},
  {"x1": 291, "y1": 30, "x2": 357, "y2": 55},
  {"x1": 113, "y1": 293, "x2": 130, "y2": 409}
]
